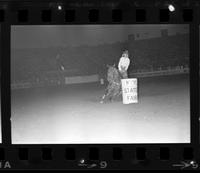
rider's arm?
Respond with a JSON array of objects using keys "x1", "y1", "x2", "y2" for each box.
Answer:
[{"x1": 125, "y1": 58, "x2": 130, "y2": 71}]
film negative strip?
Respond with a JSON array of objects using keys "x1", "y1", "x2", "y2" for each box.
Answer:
[{"x1": 0, "y1": 0, "x2": 199, "y2": 170}]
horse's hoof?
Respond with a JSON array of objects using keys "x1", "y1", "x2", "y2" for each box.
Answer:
[{"x1": 100, "y1": 101, "x2": 104, "y2": 104}]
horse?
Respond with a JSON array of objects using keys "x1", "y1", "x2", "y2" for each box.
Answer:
[{"x1": 100, "y1": 64, "x2": 122, "y2": 103}]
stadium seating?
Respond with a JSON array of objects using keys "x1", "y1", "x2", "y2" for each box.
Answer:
[{"x1": 11, "y1": 33, "x2": 189, "y2": 85}]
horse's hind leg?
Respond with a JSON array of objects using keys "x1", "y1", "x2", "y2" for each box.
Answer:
[
  {"x1": 112, "y1": 86, "x2": 122, "y2": 101},
  {"x1": 108, "y1": 88, "x2": 116, "y2": 102}
]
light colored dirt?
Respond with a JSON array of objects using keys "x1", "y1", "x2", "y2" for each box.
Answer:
[{"x1": 11, "y1": 74, "x2": 190, "y2": 144}]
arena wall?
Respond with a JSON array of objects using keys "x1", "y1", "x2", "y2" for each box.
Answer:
[{"x1": 11, "y1": 67, "x2": 189, "y2": 90}]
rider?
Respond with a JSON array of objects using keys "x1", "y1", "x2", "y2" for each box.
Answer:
[{"x1": 118, "y1": 50, "x2": 130, "y2": 79}]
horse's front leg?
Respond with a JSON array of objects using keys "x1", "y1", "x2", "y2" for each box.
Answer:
[
  {"x1": 100, "y1": 94, "x2": 106, "y2": 103},
  {"x1": 101, "y1": 87, "x2": 114, "y2": 103},
  {"x1": 100, "y1": 87, "x2": 109, "y2": 103}
]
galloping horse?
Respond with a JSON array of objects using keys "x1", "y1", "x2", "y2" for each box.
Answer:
[{"x1": 100, "y1": 64, "x2": 122, "y2": 103}]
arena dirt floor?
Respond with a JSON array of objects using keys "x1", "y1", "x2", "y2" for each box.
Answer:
[{"x1": 11, "y1": 74, "x2": 190, "y2": 144}]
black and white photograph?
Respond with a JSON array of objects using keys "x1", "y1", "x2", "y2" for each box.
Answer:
[
  {"x1": 0, "y1": 25, "x2": 1, "y2": 143},
  {"x1": 199, "y1": 26, "x2": 200, "y2": 143},
  {"x1": 11, "y1": 24, "x2": 190, "y2": 144}
]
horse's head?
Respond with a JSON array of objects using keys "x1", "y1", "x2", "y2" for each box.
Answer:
[{"x1": 107, "y1": 63, "x2": 116, "y2": 69}]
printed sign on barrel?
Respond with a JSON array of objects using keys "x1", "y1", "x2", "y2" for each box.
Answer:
[{"x1": 121, "y1": 78, "x2": 138, "y2": 104}]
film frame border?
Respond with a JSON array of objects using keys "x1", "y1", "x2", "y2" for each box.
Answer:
[{"x1": 0, "y1": 0, "x2": 199, "y2": 170}]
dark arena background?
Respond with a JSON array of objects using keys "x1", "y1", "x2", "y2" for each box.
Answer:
[{"x1": 10, "y1": 24, "x2": 190, "y2": 144}]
